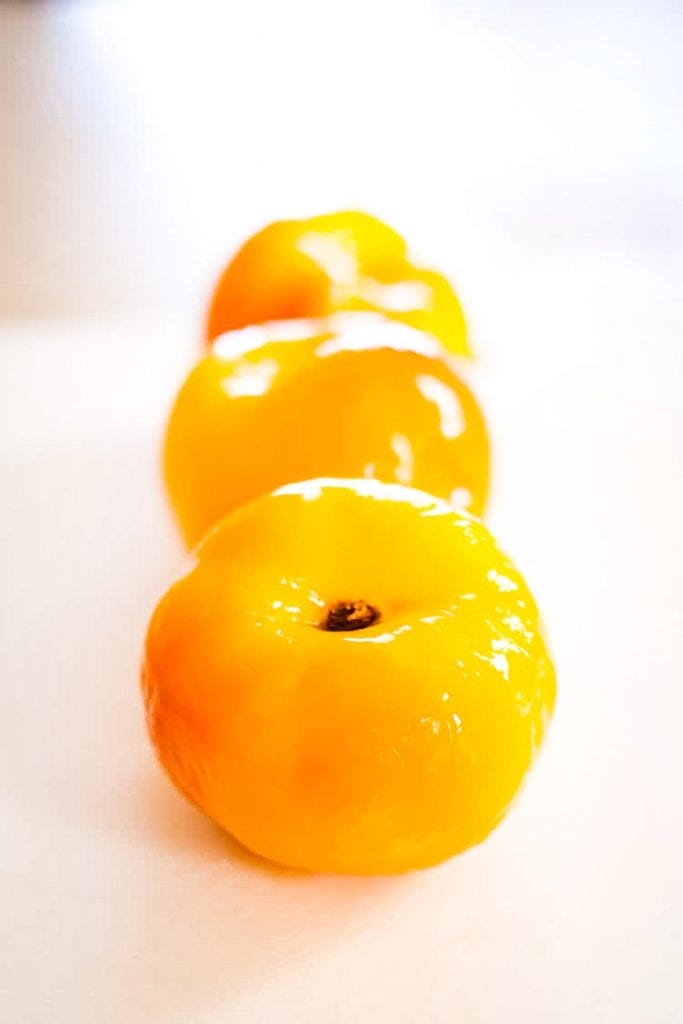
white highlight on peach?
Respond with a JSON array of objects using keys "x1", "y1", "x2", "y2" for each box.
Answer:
[{"x1": 416, "y1": 374, "x2": 464, "y2": 439}]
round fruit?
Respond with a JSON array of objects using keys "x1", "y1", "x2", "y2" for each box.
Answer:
[
  {"x1": 165, "y1": 313, "x2": 489, "y2": 548},
  {"x1": 205, "y1": 211, "x2": 469, "y2": 355},
  {"x1": 142, "y1": 478, "x2": 556, "y2": 874}
]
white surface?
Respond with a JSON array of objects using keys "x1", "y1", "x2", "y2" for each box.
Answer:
[
  {"x1": 1, "y1": 267, "x2": 682, "y2": 1022},
  {"x1": 2, "y1": 0, "x2": 682, "y2": 1019}
]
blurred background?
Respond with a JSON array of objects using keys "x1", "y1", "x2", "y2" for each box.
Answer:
[
  {"x1": 1, "y1": 2, "x2": 682, "y2": 1022},
  {"x1": 2, "y1": 0, "x2": 681, "y2": 325}
]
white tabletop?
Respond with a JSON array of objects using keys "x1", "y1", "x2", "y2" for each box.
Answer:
[
  {"x1": 1, "y1": 276, "x2": 681, "y2": 1022},
  {"x1": 1, "y1": 0, "x2": 682, "y2": 1019}
]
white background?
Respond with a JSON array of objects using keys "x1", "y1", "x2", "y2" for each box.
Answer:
[{"x1": 1, "y1": 1, "x2": 682, "y2": 1021}]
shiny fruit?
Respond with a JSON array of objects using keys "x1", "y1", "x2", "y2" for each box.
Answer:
[
  {"x1": 205, "y1": 211, "x2": 469, "y2": 355},
  {"x1": 164, "y1": 314, "x2": 489, "y2": 548},
  {"x1": 142, "y1": 478, "x2": 556, "y2": 875}
]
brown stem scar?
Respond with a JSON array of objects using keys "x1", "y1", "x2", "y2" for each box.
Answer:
[{"x1": 320, "y1": 599, "x2": 380, "y2": 632}]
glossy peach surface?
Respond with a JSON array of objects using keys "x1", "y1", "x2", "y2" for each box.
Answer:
[
  {"x1": 165, "y1": 314, "x2": 489, "y2": 547},
  {"x1": 142, "y1": 479, "x2": 556, "y2": 874},
  {"x1": 205, "y1": 211, "x2": 469, "y2": 355}
]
